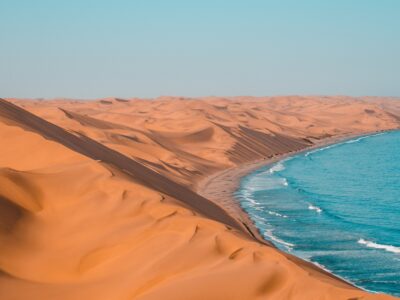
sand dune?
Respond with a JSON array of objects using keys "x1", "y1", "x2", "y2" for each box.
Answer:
[{"x1": 0, "y1": 96, "x2": 399, "y2": 299}]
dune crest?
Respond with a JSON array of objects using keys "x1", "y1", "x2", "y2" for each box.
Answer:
[{"x1": 0, "y1": 97, "x2": 399, "y2": 299}]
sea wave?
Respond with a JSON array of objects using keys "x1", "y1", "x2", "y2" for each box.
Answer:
[
  {"x1": 305, "y1": 144, "x2": 337, "y2": 157},
  {"x1": 308, "y1": 203, "x2": 322, "y2": 213},
  {"x1": 311, "y1": 261, "x2": 329, "y2": 272},
  {"x1": 358, "y1": 239, "x2": 400, "y2": 254},
  {"x1": 345, "y1": 137, "x2": 367, "y2": 144},
  {"x1": 247, "y1": 197, "x2": 261, "y2": 206},
  {"x1": 345, "y1": 133, "x2": 384, "y2": 144},
  {"x1": 252, "y1": 214, "x2": 268, "y2": 225},
  {"x1": 269, "y1": 162, "x2": 285, "y2": 174},
  {"x1": 264, "y1": 229, "x2": 294, "y2": 251},
  {"x1": 305, "y1": 133, "x2": 386, "y2": 157},
  {"x1": 246, "y1": 176, "x2": 288, "y2": 191},
  {"x1": 268, "y1": 210, "x2": 288, "y2": 218}
]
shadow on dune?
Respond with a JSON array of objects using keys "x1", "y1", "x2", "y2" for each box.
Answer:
[
  {"x1": 0, "y1": 98, "x2": 375, "y2": 291},
  {"x1": 0, "y1": 99, "x2": 251, "y2": 237}
]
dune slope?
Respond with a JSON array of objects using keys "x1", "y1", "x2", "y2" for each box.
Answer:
[{"x1": 0, "y1": 96, "x2": 399, "y2": 300}]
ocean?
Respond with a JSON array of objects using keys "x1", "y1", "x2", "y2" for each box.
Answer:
[{"x1": 235, "y1": 131, "x2": 400, "y2": 296}]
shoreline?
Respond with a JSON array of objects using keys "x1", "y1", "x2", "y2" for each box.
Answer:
[
  {"x1": 196, "y1": 128, "x2": 397, "y2": 289},
  {"x1": 2, "y1": 97, "x2": 399, "y2": 300},
  {"x1": 196, "y1": 130, "x2": 392, "y2": 242}
]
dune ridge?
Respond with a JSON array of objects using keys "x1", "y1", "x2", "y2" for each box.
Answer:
[
  {"x1": 0, "y1": 99, "x2": 244, "y2": 235},
  {"x1": 0, "y1": 96, "x2": 399, "y2": 299}
]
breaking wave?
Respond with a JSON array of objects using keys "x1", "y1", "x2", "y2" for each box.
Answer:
[
  {"x1": 305, "y1": 133, "x2": 386, "y2": 157},
  {"x1": 345, "y1": 133, "x2": 384, "y2": 144},
  {"x1": 267, "y1": 210, "x2": 288, "y2": 218},
  {"x1": 358, "y1": 239, "x2": 400, "y2": 254},
  {"x1": 308, "y1": 203, "x2": 322, "y2": 213},
  {"x1": 305, "y1": 144, "x2": 337, "y2": 157},
  {"x1": 264, "y1": 229, "x2": 294, "y2": 251},
  {"x1": 269, "y1": 162, "x2": 285, "y2": 174}
]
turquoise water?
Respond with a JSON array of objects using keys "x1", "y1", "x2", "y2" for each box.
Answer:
[{"x1": 236, "y1": 131, "x2": 400, "y2": 296}]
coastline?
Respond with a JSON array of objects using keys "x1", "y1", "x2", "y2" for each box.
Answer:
[
  {"x1": 2, "y1": 97, "x2": 399, "y2": 300},
  {"x1": 196, "y1": 130, "x2": 392, "y2": 242},
  {"x1": 196, "y1": 129, "x2": 397, "y2": 289}
]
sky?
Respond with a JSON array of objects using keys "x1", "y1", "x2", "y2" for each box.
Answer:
[{"x1": 1, "y1": 0, "x2": 399, "y2": 98}]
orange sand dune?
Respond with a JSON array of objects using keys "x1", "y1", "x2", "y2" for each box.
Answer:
[{"x1": 0, "y1": 96, "x2": 399, "y2": 300}]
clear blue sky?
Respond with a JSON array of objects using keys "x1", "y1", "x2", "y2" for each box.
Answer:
[{"x1": 1, "y1": 0, "x2": 399, "y2": 98}]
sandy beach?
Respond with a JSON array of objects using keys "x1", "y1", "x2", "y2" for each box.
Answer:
[
  {"x1": 196, "y1": 129, "x2": 398, "y2": 289},
  {"x1": 196, "y1": 130, "x2": 396, "y2": 243},
  {"x1": 1, "y1": 96, "x2": 399, "y2": 299},
  {"x1": 3, "y1": 0, "x2": 400, "y2": 298}
]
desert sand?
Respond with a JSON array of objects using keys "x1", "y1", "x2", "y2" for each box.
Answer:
[{"x1": 0, "y1": 96, "x2": 399, "y2": 300}]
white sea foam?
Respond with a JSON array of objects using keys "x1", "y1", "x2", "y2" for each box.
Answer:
[
  {"x1": 268, "y1": 211, "x2": 288, "y2": 218},
  {"x1": 293, "y1": 253, "x2": 361, "y2": 290},
  {"x1": 345, "y1": 133, "x2": 384, "y2": 144},
  {"x1": 305, "y1": 133, "x2": 386, "y2": 157},
  {"x1": 358, "y1": 239, "x2": 400, "y2": 254},
  {"x1": 311, "y1": 261, "x2": 329, "y2": 271},
  {"x1": 305, "y1": 144, "x2": 336, "y2": 157},
  {"x1": 252, "y1": 214, "x2": 267, "y2": 225},
  {"x1": 246, "y1": 176, "x2": 288, "y2": 191},
  {"x1": 269, "y1": 162, "x2": 285, "y2": 174},
  {"x1": 345, "y1": 137, "x2": 367, "y2": 144},
  {"x1": 308, "y1": 203, "x2": 322, "y2": 213},
  {"x1": 264, "y1": 229, "x2": 294, "y2": 251},
  {"x1": 247, "y1": 197, "x2": 260, "y2": 206}
]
